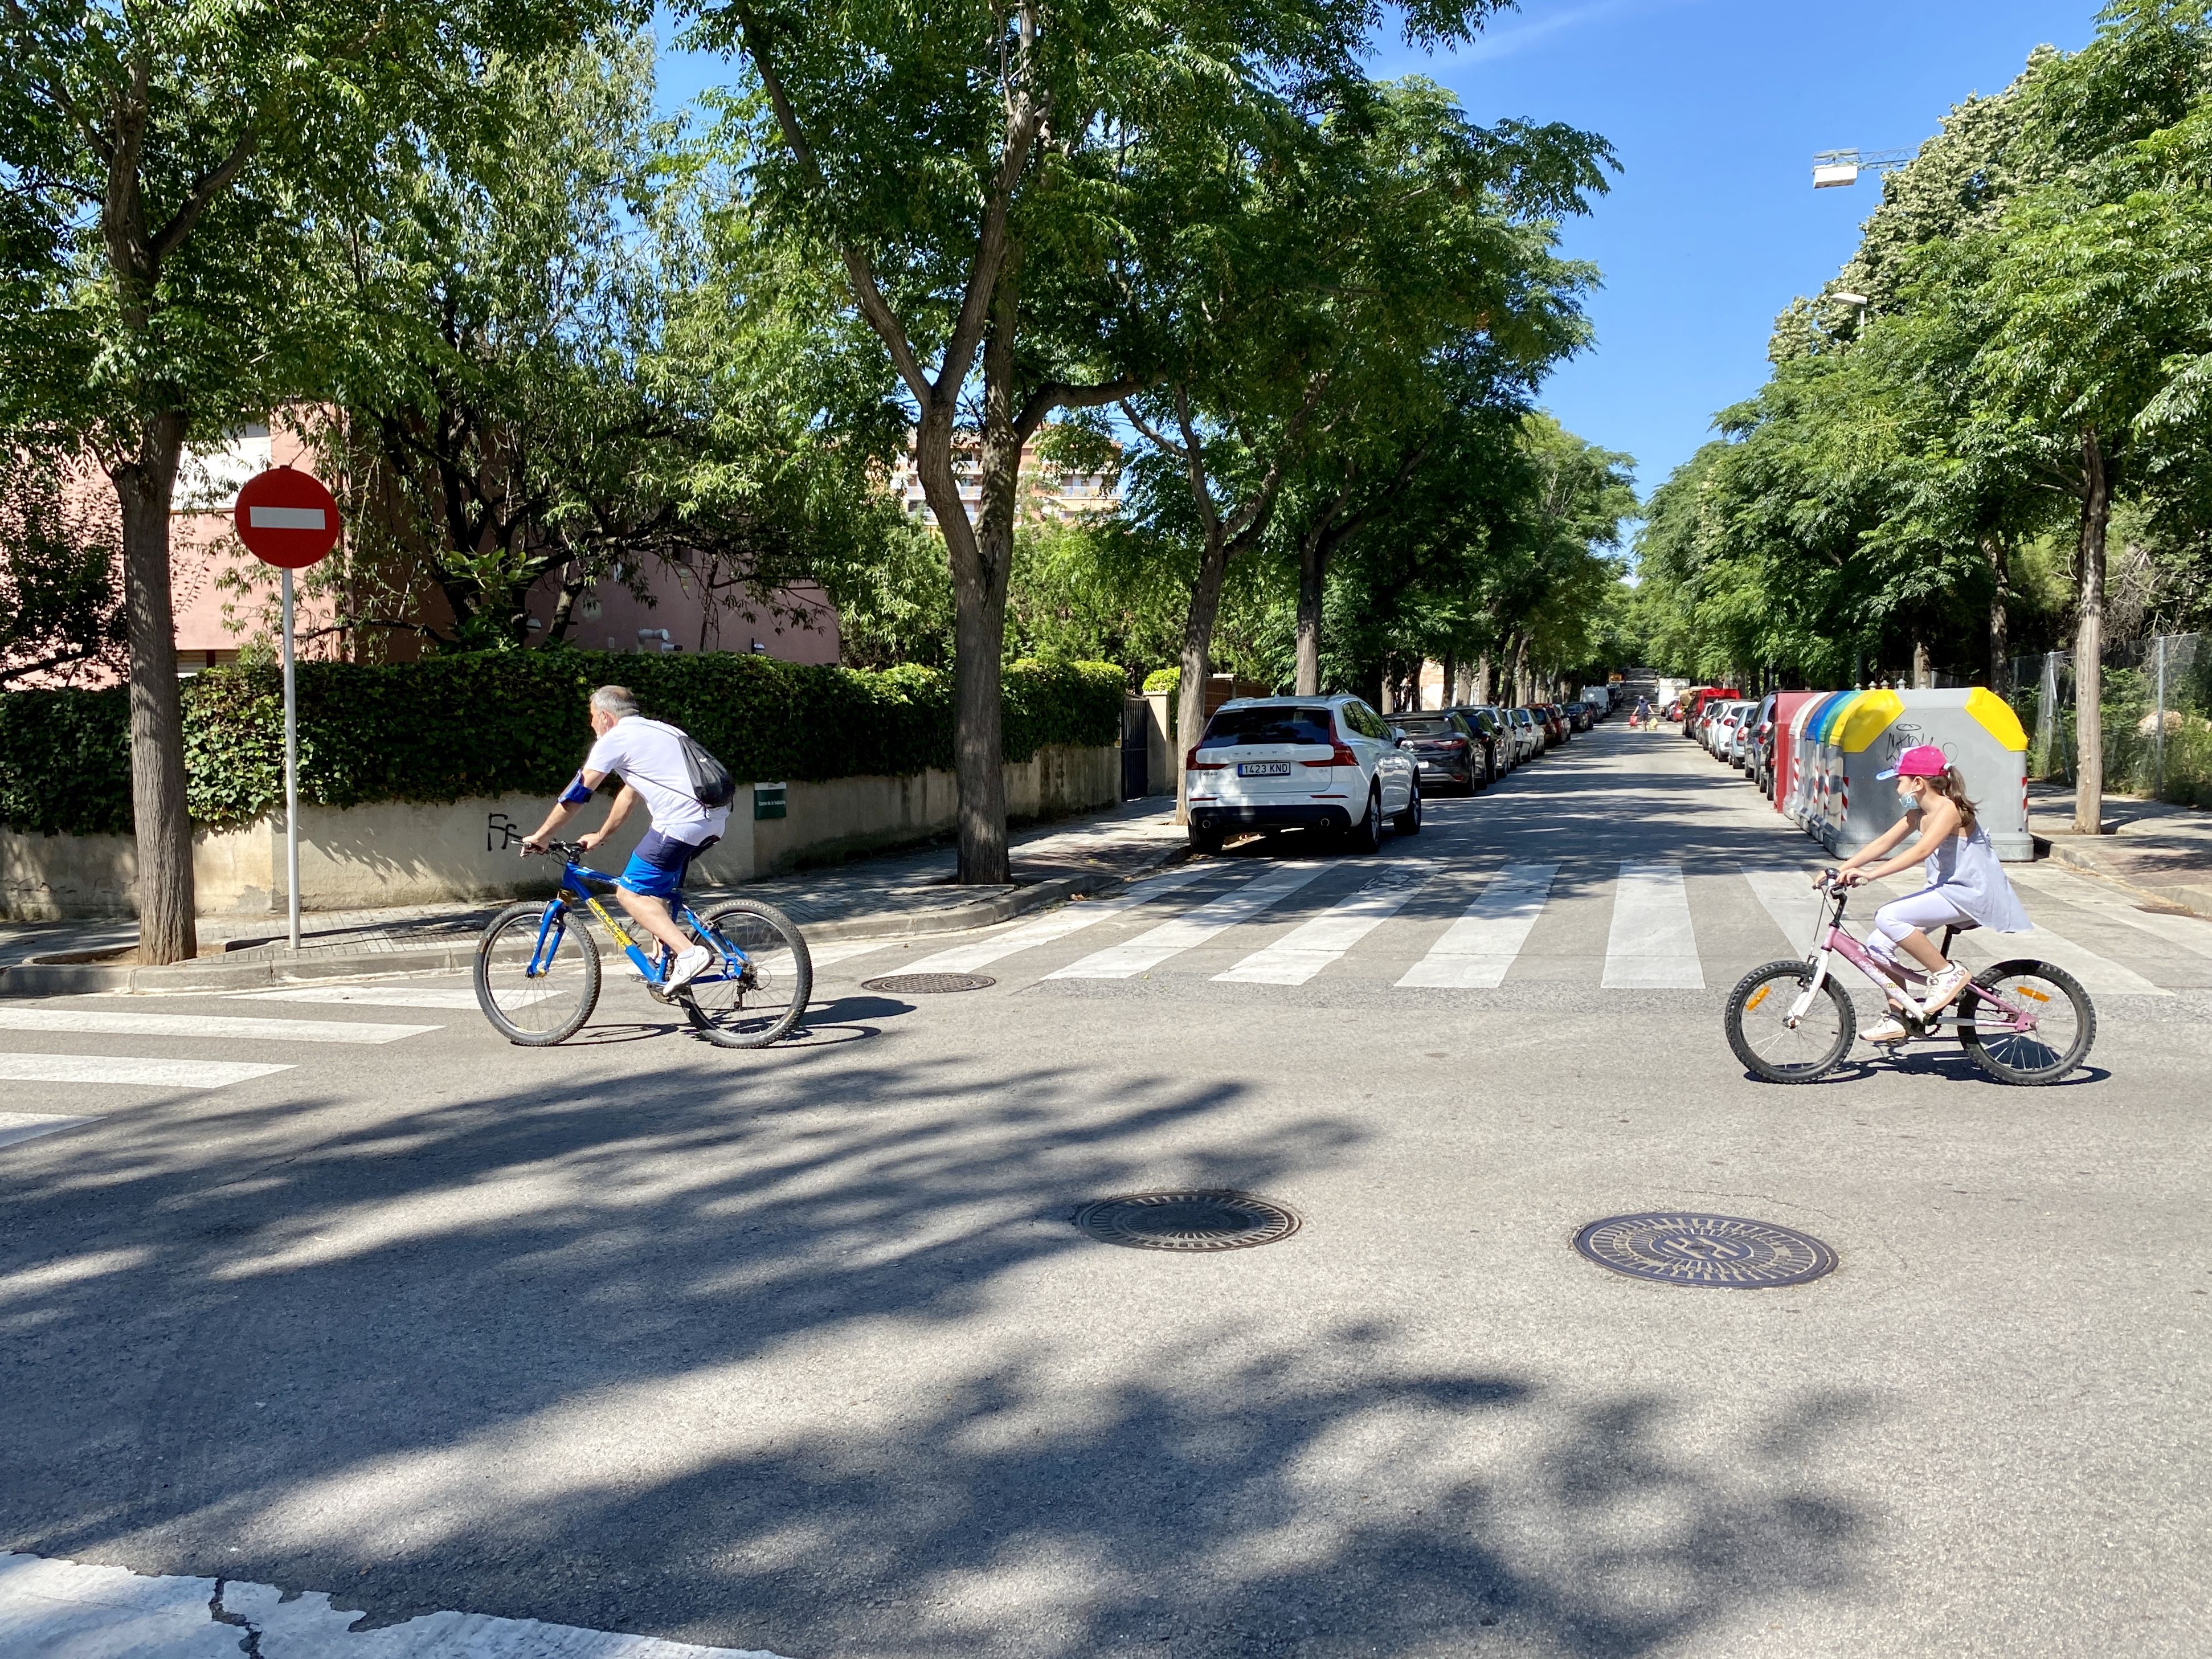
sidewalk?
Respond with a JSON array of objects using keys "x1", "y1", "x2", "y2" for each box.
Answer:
[
  {"x1": 2030, "y1": 782, "x2": 2212, "y2": 919},
  {"x1": 0, "y1": 797, "x2": 1186, "y2": 996}
]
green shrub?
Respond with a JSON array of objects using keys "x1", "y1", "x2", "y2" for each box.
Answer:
[
  {"x1": 1, "y1": 651, "x2": 1125, "y2": 835},
  {"x1": 1142, "y1": 667, "x2": 1180, "y2": 695}
]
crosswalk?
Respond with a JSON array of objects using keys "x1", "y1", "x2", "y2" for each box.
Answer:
[
  {"x1": 819, "y1": 856, "x2": 2212, "y2": 1000},
  {"x1": 0, "y1": 995, "x2": 450, "y2": 1151}
]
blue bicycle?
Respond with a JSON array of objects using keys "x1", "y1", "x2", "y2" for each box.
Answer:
[{"x1": 477, "y1": 814, "x2": 812, "y2": 1048}]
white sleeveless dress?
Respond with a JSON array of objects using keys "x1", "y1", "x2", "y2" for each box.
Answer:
[{"x1": 1921, "y1": 822, "x2": 2030, "y2": 933}]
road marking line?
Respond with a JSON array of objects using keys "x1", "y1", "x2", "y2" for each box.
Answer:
[
  {"x1": 903, "y1": 865, "x2": 1213, "y2": 974},
  {"x1": 0, "y1": 1009, "x2": 435, "y2": 1045},
  {"x1": 1741, "y1": 867, "x2": 1824, "y2": 954},
  {"x1": 1046, "y1": 863, "x2": 1330, "y2": 979},
  {"x1": 1945, "y1": 918, "x2": 2171, "y2": 998},
  {"x1": 2007, "y1": 865, "x2": 2212, "y2": 961},
  {"x1": 1603, "y1": 863, "x2": 1704, "y2": 989},
  {"x1": 805, "y1": 939, "x2": 913, "y2": 969},
  {"x1": 0, "y1": 1550, "x2": 794, "y2": 1658},
  {"x1": 0, "y1": 1113, "x2": 101, "y2": 1149},
  {"x1": 231, "y1": 984, "x2": 546, "y2": 1010},
  {"x1": 1215, "y1": 871, "x2": 1430, "y2": 985},
  {"x1": 0, "y1": 1053, "x2": 292, "y2": 1089},
  {"x1": 1395, "y1": 864, "x2": 1558, "y2": 989}
]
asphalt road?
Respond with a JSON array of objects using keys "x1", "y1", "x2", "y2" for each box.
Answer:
[{"x1": 3, "y1": 722, "x2": 2207, "y2": 1658}]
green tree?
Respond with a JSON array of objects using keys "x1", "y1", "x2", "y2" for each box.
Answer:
[
  {"x1": 0, "y1": 0, "x2": 598, "y2": 961},
  {"x1": 682, "y1": 0, "x2": 1511, "y2": 878}
]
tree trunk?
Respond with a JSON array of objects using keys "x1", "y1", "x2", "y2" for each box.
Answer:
[
  {"x1": 1474, "y1": 649, "x2": 1493, "y2": 704},
  {"x1": 1294, "y1": 527, "x2": 1324, "y2": 696},
  {"x1": 2073, "y1": 430, "x2": 2110, "y2": 837},
  {"x1": 1438, "y1": 650, "x2": 1455, "y2": 710},
  {"x1": 1174, "y1": 534, "x2": 1231, "y2": 824},
  {"x1": 1511, "y1": 635, "x2": 1530, "y2": 706},
  {"x1": 112, "y1": 412, "x2": 197, "y2": 964},
  {"x1": 1984, "y1": 532, "x2": 2011, "y2": 694}
]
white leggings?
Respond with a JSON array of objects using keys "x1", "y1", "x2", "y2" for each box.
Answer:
[{"x1": 1868, "y1": 887, "x2": 1972, "y2": 967}]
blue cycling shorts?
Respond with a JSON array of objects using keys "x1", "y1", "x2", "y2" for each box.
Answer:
[{"x1": 617, "y1": 828, "x2": 716, "y2": 899}]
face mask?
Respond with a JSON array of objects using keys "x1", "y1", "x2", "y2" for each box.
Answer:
[{"x1": 1897, "y1": 784, "x2": 1920, "y2": 810}]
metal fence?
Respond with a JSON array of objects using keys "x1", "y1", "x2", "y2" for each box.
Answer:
[{"x1": 2006, "y1": 632, "x2": 2212, "y2": 807}]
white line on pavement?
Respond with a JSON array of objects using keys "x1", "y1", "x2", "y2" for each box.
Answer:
[
  {"x1": 1046, "y1": 863, "x2": 1330, "y2": 979},
  {"x1": 1602, "y1": 863, "x2": 1704, "y2": 989},
  {"x1": 0, "y1": 1054, "x2": 291, "y2": 1089},
  {"x1": 1741, "y1": 867, "x2": 1825, "y2": 955},
  {"x1": 909, "y1": 865, "x2": 1213, "y2": 975},
  {"x1": 806, "y1": 938, "x2": 914, "y2": 969},
  {"x1": 2007, "y1": 864, "x2": 2212, "y2": 961},
  {"x1": 1853, "y1": 872, "x2": 2172, "y2": 998},
  {"x1": 0, "y1": 1550, "x2": 793, "y2": 1658},
  {"x1": 0, "y1": 1008, "x2": 437, "y2": 1045},
  {"x1": 0, "y1": 1113, "x2": 101, "y2": 1149},
  {"x1": 1215, "y1": 871, "x2": 1431, "y2": 985},
  {"x1": 231, "y1": 984, "x2": 551, "y2": 1010},
  {"x1": 1395, "y1": 864, "x2": 1559, "y2": 989}
]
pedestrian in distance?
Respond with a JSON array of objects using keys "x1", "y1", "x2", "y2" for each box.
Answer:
[{"x1": 1820, "y1": 743, "x2": 2031, "y2": 1044}]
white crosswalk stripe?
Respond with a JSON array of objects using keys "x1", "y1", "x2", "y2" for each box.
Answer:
[
  {"x1": 906, "y1": 865, "x2": 1212, "y2": 975},
  {"x1": 1603, "y1": 864, "x2": 1703, "y2": 989},
  {"x1": 1396, "y1": 864, "x2": 1558, "y2": 989},
  {"x1": 1741, "y1": 867, "x2": 1825, "y2": 955},
  {"x1": 807, "y1": 938, "x2": 913, "y2": 969},
  {"x1": 0, "y1": 1054, "x2": 292, "y2": 1089},
  {"x1": 1047, "y1": 863, "x2": 1330, "y2": 979},
  {"x1": 232, "y1": 983, "x2": 553, "y2": 1010},
  {"x1": 2007, "y1": 865, "x2": 2212, "y2": 960},
  {"x1": 1945, "y1": 918, "x2": 2171, "y2": 998},
  {"x1": 0, "y1": 1008, "x2": 436, "y2": 1045},
  {"x1": 0, "y1": 1113, "x2": 101, "y2": 1149},
  {"x1": 1216, "y1": 871, "x2": 1430, "y2": 986}
]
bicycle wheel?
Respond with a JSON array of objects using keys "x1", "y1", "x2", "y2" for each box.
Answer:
[
  {"x1": 681, "y1": 898, "x2": 812, "y2": 1049},
  {"x1": 1725, "y1": 959, "x2": 1856, "y2": 1084},
  {"x1": 476, "y1": 900, "x2": 600, "y2": 1046},
  {"x1": 1957, "y1": 959, "x2": 2095, "y2": 1085}
]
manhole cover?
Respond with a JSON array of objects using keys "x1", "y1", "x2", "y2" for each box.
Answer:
[
  {"x1": 861, "y1": 973, "x2": 996, "y2": 994},
  {"x1": 1573, "y1": 1212, "x2": 1835, "y2": 1289},
  {"x1": 1073, "y1": 1190, "x2": 1300, "y2": 1252}
]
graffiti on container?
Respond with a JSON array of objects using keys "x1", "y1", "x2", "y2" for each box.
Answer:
[{"x1": 1880, "y1": 724, "x2": 1959, "y2": 765}]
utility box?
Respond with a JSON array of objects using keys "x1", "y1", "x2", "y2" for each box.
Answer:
[
  {"x1": 753, "y1": 782, "x2": 787, "y2": 821},
  {"x1": 1812, "y1": 688, "x2": 2031, "y2": 862}
]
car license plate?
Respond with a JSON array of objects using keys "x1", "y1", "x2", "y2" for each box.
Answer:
[{"x1": 1237, "y1": 761, "x2": 1290, "y2": 777}]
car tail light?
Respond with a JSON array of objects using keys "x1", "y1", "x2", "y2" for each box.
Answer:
[
  {"x1": 1302, "y1": 742, "x2": 1359, "y2": 768},
  {"x1": 1185, "y1": 746, "x2": 1225, "y2": 771}
]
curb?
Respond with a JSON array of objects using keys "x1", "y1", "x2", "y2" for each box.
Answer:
[{"x1": 0, "y1": 847, "x2": 1190, "y2": 998}]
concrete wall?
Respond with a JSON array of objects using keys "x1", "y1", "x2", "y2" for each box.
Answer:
[{"x1": 0, "y1": 745, "x2": 1118, "y2": 920}]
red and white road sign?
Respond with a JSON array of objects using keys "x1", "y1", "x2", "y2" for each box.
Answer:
[{"x1": 234, "y1": 467, "x2": 341, "y2": 569}]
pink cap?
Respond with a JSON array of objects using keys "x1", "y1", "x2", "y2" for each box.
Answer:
[{"x1": 1875, "y1": 743, "x2": 1948, "y2": 781}]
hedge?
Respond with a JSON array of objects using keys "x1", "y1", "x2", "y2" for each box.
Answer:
[{"x1": 0, "y1": 652, "x2": 1126, "y2": 836}]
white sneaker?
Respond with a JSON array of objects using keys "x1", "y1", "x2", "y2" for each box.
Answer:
[
  {"x1": 1866, "y1": 1014, "x2": 1909, "y2": 1045},
  {"x1": 663, "y1": 945, "x2": 712, "y2": 993},
  {"x1": 1923, "y1": 963, "x2": 1973, "y2": 1014}
]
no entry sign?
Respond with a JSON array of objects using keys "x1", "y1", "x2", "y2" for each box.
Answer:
[{"x1": 234, "y1": 467, "x2": 341, "y2": 568}]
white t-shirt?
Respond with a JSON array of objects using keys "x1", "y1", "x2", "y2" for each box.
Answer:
[{"x1": 583, "y1": 717, "x2": 731, "y2": 846}]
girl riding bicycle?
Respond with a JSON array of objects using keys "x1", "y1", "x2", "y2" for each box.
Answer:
[{"x1": 1822, "y1": 743, "x2": 2030, "y2": 1044}]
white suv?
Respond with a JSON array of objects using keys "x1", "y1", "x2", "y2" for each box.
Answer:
[{"x1": 1185, "y1": 695, "x2": 1420, "y2": 855}]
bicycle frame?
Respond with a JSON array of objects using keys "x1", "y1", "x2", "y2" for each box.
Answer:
[
  {"x1": 488, "y1": 815, "x2": 747, "y2": 995},
  {"x1": 1783, "y1": 882, "x2": 2042, "y2": 1037}
]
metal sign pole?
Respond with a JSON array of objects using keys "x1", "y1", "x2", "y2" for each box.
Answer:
[{"x1": 283, "y1": 566, "x2": 301, "y2": 951}]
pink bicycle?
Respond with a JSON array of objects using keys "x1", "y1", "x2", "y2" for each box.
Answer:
[{"x1": 1724, "y1": 869, "x2": 2096, "y2": 1086}]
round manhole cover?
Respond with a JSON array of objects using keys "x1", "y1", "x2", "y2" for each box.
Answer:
[
  {"x1": 1073, "y1": 1190, "x2": 1300, "y2": 1252},
  {"x1": 1574, "y1": 1212, "x2": 1835, "y2": 1289},
  {"x1": 861, "y1": 973, "x2": 997, "y2": 994}
]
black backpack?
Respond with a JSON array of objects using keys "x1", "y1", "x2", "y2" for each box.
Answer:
[{"x1": 677, "y1": 732, "x2": 736, "y2": 809}]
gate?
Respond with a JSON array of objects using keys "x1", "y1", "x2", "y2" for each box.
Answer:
[{"x1": 1122, "y1": 699, "x2": 1152, "y2": 800}]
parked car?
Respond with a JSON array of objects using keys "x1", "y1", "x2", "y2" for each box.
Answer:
[
  {"x1": 1681, "y1": 687, "x2": 1740, "y2": 737},
  {"x1": 1394, "y1": 710, "x2": 1489, "y2": 795},
  {"x1": 1184, "y1": 694, "x2": 1420, "y2": 855},
  {"x1": 1565, "y1": 701, "x2": 1595, "y2": 733},
  {"x1": 1448, "y1": 705, "x2": 1515, "y2": 779},
  {"x1": 1505, "y1": 705, "x2": 1542, "y2": 762},
  {"x1": 1530, "y1": 705, "x2": 1563, "y2": 749}
]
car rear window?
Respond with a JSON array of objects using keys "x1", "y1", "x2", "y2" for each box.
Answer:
[
  {"x1": 1201, "y1": 706, "x2": 1335, "y2": 746},
  {"x1": 1397, "y1": 716, "x2": 1457, "y2": 737}
]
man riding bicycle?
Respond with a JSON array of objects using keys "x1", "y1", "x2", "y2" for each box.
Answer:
[{"x1": 521, "y1": 685, "x2": 730, "y2": 994}]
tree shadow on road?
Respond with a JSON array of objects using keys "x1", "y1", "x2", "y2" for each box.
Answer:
[{"x1": 0, "y1": 1041, "x2": 1875, "y2": 1658}]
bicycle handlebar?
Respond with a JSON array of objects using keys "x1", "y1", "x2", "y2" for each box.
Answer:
[{"x1": 485, "y1": 812, "x2": 583, "y2": 863}]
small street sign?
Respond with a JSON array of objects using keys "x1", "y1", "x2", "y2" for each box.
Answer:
[{"x1": 234, "y1": 467, "x2": 341, "y2": 569}]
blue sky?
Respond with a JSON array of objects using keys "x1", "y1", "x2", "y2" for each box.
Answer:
[{"x1": 653, "y1": 0, "x2": 2103, "y2": 501}]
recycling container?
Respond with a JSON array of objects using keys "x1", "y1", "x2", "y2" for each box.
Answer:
[
  {"x1": 1769, "y1": 690, "x2": 1830, "y2": 815},
  {"x1": 1814, "y1": 688, "x2": 2032, "y2": 862}
]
